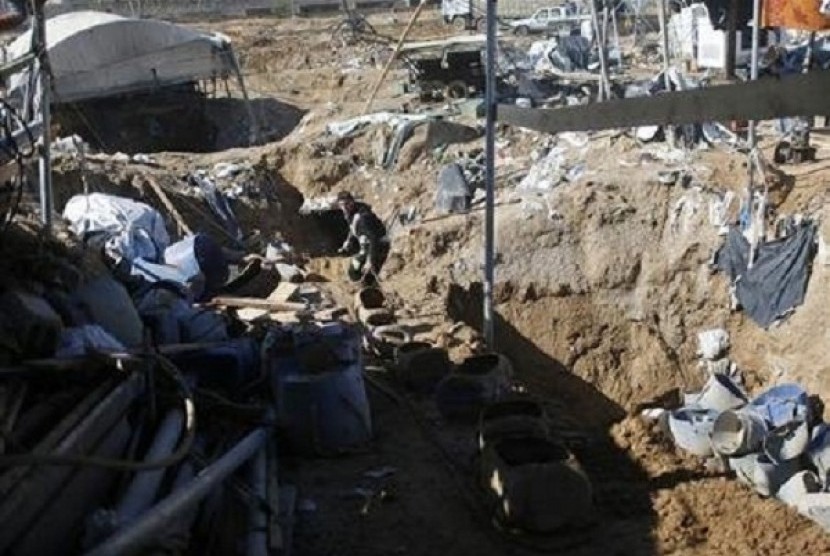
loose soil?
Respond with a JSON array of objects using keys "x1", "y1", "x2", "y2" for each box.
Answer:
[{"x1": 36, "y1": 10, "x2": 830, "y2": 555}]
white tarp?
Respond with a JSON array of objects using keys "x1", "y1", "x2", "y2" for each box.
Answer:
[
  {"x1": 5, "y1": 11, "x2": 236, "y2": 104},
  {"x1": 63, "y1": 193, "x2": 170, "y2": 262}
]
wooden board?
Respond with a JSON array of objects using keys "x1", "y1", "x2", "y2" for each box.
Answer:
[
  {"x1": 267, "y1": 282, "x2": 302, "y2": 304},
  {"x1": 209, "y1": 296, "x2": 308, "y2": 312},
  {"x1": 498, "y1": 70, "x2": 830, "y2": 135}
]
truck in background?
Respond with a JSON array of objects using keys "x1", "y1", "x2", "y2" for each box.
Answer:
[{"x1": 441, "y1": 0, "x2": 572, "y2": 32}]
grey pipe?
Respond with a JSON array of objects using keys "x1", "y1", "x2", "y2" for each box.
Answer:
[
  {"x1": 85, "y1": 428, "x2": 268, "y2": 556},
  {"x1": 246, "y1": 447, "x2": 268, "y2": 556},
  {"x1": 483, "y1": 0, "x2": 496, "y2": 347},
  {"x1": 115, "y1": 409, "x2": 184, "y2": 524},
  {"x1": 0, "y1": 373, "x2": 144, "y2": 552}
]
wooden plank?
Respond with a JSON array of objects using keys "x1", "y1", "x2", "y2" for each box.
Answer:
[
  {"x1": 498, "y1": 70, "x2": 830, "y2": 135},
  {"x1": 235, "y1": 308, "x2": 271, "y2": 322},
  {"x1": 209, "y1": 296, "x2": 308, "y2": 312},
  {"x1": 267, "y1": 283, "x2": 301, "y2": 304},
  {"x1": 144, "y1": 177, "x2": 193, "y2": 236},
  {"x1": 363, "y1": 0, "x2": 429, "y2": 114}
]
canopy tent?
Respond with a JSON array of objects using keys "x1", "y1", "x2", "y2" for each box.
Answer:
[{"x1": 4, "y1": 11, "x2": 240, "y2": 104}]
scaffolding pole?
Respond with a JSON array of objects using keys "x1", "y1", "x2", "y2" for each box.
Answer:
[
  {"x1": 33, "y1": 3, "x2": 52, "y2": 230},
  {"x1": 746, "y1": 0, "x2": 762, "y2": 266},
  {"x1": 483, "y1": 0, "x2": 496, "y2": 347}
]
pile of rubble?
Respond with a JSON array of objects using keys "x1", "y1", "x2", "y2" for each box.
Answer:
[
  {"x1": 0, "y1": 189, "x2": 375, "y2": 555},
  {"x1": 662, "y1": 329, "x2": 830, "y2": 532}
]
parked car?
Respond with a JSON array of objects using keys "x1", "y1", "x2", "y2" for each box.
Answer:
[{"x1": 509, "y1": 6, "x2": 589, "y2": 36}]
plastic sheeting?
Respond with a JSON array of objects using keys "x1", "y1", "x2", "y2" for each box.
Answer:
[
  {"x1": 5, "y1": 11, "x2": 237, "y2": 104},
  {"x1": 56, "y1": 325, "x2": 125, "y2": 358},
  {"x1": 715, "y1": 224, "x2": 816, "y2": 327},
  {"x1": 435, "y1": 163, "x2": 472, "y2": 214},
  {"x1": 63, "y1": 193, "x2": 170, "y2": 262}
]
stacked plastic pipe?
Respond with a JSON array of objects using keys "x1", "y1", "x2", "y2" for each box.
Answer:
[{"x1": 667, "y1": 373, "x2": 830, "y2": 531}]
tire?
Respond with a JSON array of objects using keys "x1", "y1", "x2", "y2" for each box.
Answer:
[
  {"x1": 476, "y1": 18, "x2": 487, "y2": 33},
  {"x1": 445, "y1": 80, "x2": 469, "y2": 100},
  {"x1": 452, "y1": 15, "x2": 468, "y2": 32},
  {"x1": 514, "y1": 25, "x2": 529, "y2": 36}
]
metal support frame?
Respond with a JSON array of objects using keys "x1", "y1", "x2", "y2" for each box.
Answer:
[
  {"x1": 746, "y1": 0, "x2": 762, "y2": 267},
  {"x1": 483, "y1": 0, "x2": 496, "y2": 347},
  {"x1": 33, "y1": 2, "x2": 53, "y2": 230},
  {"x1": 589, "y1": 0, "x2": 609, "y2": 101},
  {"x1": 0, "y1": 3, "x2": 49, "y2": 227}
]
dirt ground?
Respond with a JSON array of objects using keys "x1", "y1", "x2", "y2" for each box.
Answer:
[{"x1": 40, "y1": 9, "x2": 830, "y2": 555}]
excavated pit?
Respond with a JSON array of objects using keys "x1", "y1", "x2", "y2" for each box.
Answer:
[
  {"x1": 55, "y1": 88, "x2": 306, "y2": 154},
  {"x1": 25, "y1": 12, "x2": 830, "y2": 556}
]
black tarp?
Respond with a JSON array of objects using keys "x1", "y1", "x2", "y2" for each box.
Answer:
[
  {"x1": 700, "y1": 0, "x2": 753, "y2": 30},
  {"x1": 715, "y1": 224, "x2": 816, "y2": 327}
]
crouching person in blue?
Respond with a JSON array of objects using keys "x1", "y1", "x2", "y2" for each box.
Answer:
[{"x1": 336, "y1": 191, "x2": 390, "y2": 286}]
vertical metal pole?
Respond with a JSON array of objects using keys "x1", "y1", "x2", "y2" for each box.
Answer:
[
  {"x1": 589, "y1": 0, "x2": 606, "y2": 101},
  {"x1": 483, "y1": 0, "x2": 496, "y2": 347},
  {"x1": 725, "y1": 0, "x2": 738, "y2": 78},
  {"x1": 34, "y1": 4, "x2": 53, "y2": 230},
  {"x1": 657, "y1": 0, "x2": 674, "y2": 147},
  {"x1": 611, "y1": 2, "x2": 621, "y2": 68},
  {"x1": 747, "y1": 0, "x2": 761, "y2": 149},
  {"x1": 657, "y1": 0, "x2": 671, "y2": 88},
  {"x1": 746, "y1": 0, "x2": 762, "y2": 266}
]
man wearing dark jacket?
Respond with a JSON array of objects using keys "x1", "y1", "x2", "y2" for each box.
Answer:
[{"x1": 336, "y1": 191, "x2": 390, "y2": 285}]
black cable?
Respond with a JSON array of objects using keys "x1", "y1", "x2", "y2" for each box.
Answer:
[{"x1": 0, "y1": 352, "x2": 197, "y2": 470}]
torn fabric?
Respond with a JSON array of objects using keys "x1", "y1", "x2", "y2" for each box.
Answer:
[{"x1": 715, "y1": 224, "x2": 816, "y2": 327}]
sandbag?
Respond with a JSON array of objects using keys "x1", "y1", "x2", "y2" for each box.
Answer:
[{"x1": 74, "y1": 276, "x2": 144, "y2": 347}]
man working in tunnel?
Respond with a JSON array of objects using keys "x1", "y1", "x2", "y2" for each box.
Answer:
[{"x1": 336, "y1": 191, "x2": 390, "y2": 286}]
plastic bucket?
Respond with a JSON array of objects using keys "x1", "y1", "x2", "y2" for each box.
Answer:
[
  {"x1": 764, "y1": 419, "x2": 811, "y2": 464},
  {"x1": 777, "y1": 470, "x2": 822, "y2": 509},
  {"x1": 668, "y1": 407, "x2": 718, "y2": 457},
  {"x1": 696, "y1": 373, "x2": 748, "y2": 412},
  {"x1": 711, "y1": 410, "x2": 767, "y2": 457}
]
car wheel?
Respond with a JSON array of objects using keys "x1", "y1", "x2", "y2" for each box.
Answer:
[
  {"x1": 452, "y1": 16, "x2": 467, "y2": 32},
  {"x1": 476, "y1": 18, "x2": 487, "y2": 33},
  {"x1": 514, "y1": 25, "x2": 529, "y2": 36},
  {"x1": 445, "y1": 80, "x2": 469, "y2": 100}
]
